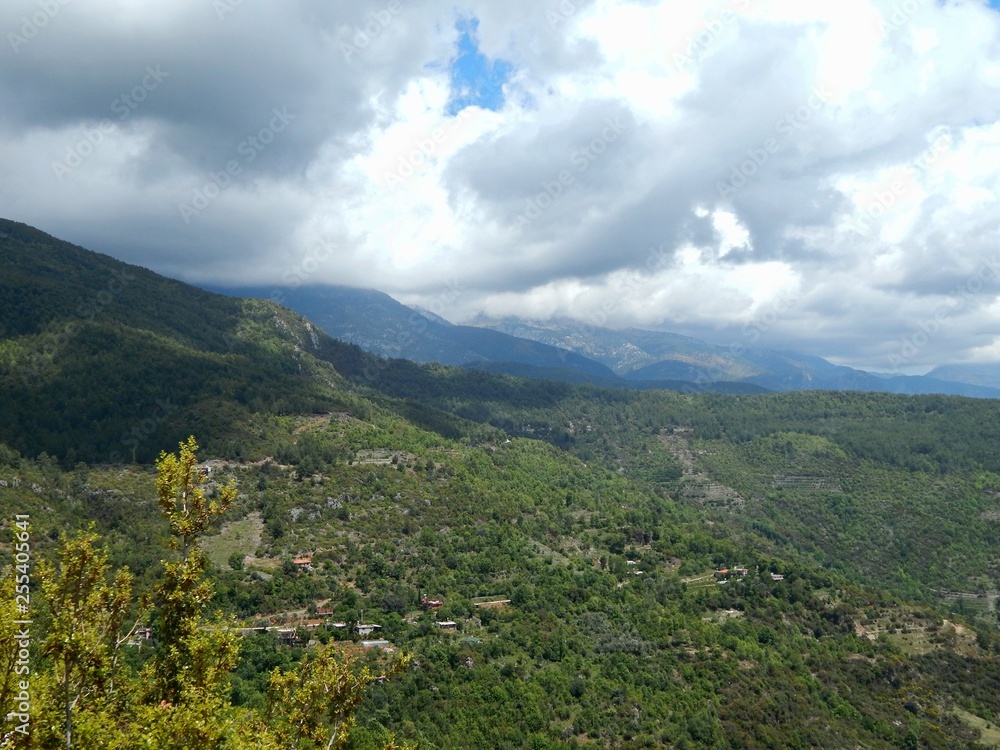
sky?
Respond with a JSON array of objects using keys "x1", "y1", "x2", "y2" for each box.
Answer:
[{"x1": 2, "y1": 0, "x2": 999, "y2": 374}]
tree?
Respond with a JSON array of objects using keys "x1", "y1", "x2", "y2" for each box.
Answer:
[
  {"x1": 146, "y1": 436, "x2": 238, "y2": 705},
  {"x1": 37, "y1": 530, "x2": 139, "y2": 750},
  {"x1": 0, "y1": 437, "x2": 412, "y2": 749},
  {"x1": 136, "y1": 437, "x2": 413, "y2": 749},
  {"x1": 264, "y1": 645, "x2": 411, "y2": 749}
]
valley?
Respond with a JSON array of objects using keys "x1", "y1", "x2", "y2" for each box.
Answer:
[{"x1": 3, "y1": 219, "x2": 1000, "y2": 747}]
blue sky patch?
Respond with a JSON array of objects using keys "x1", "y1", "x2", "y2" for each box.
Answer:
[{"x1": 447, "y1": 17, "x2": 513, "y2": 116}]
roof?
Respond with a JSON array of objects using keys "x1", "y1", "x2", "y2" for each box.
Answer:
[{"x1": 293, "y1": 557, "x2": 312, "y2": 565}]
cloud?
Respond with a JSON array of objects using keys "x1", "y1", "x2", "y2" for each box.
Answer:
[{"x1": 1, "y1": 0, "x2": 999, "y2": 373}]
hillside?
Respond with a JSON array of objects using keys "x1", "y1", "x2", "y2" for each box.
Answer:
[
  {"x1": 4, "y1": 220, "x2": 1000, "y2": 747},
  {"x1": 208, "y1": 285, "x2": 617, "y2": 379},
  {"x1": 342, "y1": 362, "x2": 1000, "y2": 600},
  {"x1": 0, "y1": 219, "x2": 372, "y2": 463},
  {"x1": 475, "y1": 317, "x2": 1000, "y2": 398},
  {"x1": 928, "y1": 363, "x2": 1000, "y2": 390},
  {"x1": 207, "y1": 285, "x2": 765, "y2": 395}
]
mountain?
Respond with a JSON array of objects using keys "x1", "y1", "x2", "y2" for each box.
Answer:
[
  {"x1": 464, "y1": 359, "x2": 770, "y2": 393},
  {"x1": 8, "y1": 219, "x2": 1000, "y2": 747},
  {"x1": 927, "y1": 362, "x2": 1000, "y2": 390},
  {"x1": 474, "y1": 317, "x2": 1000, "y2": 398},
  {"x1": 209, "y1": 284, "x2": 768, "y2": 395},
  {"x1": 0, "y1": 219, "x2": 372, "y2": 463},
  {"x1": 470, "y1": 318, "x2": 719, "y2": 374},
  {"x1": 207, "y1": 284, "x2": 618, "y2": 379}
]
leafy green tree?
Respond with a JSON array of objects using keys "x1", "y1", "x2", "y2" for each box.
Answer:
[
  {"x1": 37, "y1": 530, "x2": 139, "y2": 749},
  {"x1": 264, "y1": 645, "x2": 411, "y2": 749},
  {"x1": 145, "y1": 436, "x2": 238, "y2": 705}
]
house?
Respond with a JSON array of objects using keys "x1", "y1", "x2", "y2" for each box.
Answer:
[
  {"x1": 771, "y1": 573, "x2": 785, "y2": 582},
  {"x1": 356, "y1": 623, "x2": 382, "y2": 637},
  {"x1": 129, "y1": 626, "x2": 154, "y2": 647},
  {"x1": 435, "y1": 621, "x2": 458, "y2": 632},
  {"x1": 733, "y1": 566, "x2": 749, "y2": 577},
  {"x1": 293, "y1": 556, "x2": 313, "y2": 571},
  {"x1": 421, "y1": 597, "x2": 444, "y2": 610},
  {"x1": 276, "y1": 628, "x2": 301, "y2": 646},
  {"x1": 361, "y1": 639, "x2": 394, "y2": 652},
  {"x1": 714, "y1": 568, "x2": 730, "y2": 579},
  {"x1": 316, "y1": 606, "x2": 334, "y2": 616}
]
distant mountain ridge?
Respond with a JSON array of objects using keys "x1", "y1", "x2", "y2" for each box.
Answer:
[
  {"x1": 471, "y1": 318, "x2": 1000, "y2": 399},
  {"x1": 205, "y1": 285, "x2": 1000, "y2": 399},
  {"x1": 205, "y1": 285, "x2": 615, "y2": 378},
  {"x1": 926, "y1": 363, "x2": 1000, "y2": 390}
]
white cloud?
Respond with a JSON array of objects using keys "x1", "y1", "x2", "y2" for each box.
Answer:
[{"x1": 1, "y1": 0, "x2": 1000, "y2": 370}]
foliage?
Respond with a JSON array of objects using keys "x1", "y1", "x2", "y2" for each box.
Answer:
[
  {"x1": 5, "y1": 221, "x2": 1000, "y2": 747},
  {"x1": 36, "y1": 531, "x2": 137, "y2": 749},
  {"x1": 0, "y1": 439, "x2": 409, "y2": 749}
]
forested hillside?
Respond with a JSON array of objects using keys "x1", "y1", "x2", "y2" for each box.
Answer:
[
  {"x1": 357, "y1": 367, "x2": 1000, "y2": 602},
  {"x1": 4, "y1": 220, "x2": 1000, "y2": 747}
]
